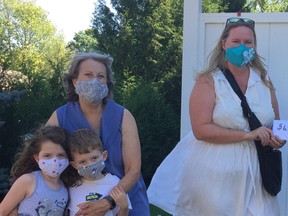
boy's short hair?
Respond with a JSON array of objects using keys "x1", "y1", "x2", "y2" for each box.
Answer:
[{"x1": 69, "y1": 129, "x2": 103, "y2": 156}]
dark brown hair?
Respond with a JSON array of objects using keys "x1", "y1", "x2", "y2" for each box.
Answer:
[{"x1": 10, "y1": 126, "x2": 70, "y2": 184}]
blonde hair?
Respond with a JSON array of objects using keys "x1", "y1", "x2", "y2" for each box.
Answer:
[{"x1": 201, "y1": 20, "x2": 273, "y2": 89}]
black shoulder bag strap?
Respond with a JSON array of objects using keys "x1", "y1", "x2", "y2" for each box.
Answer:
[
  {"x1": 222, "y1": 68, "x2": 282, "y2": 196},
  {"x1": 222, "y1": 68, "x2": 261, "y2": 129}
]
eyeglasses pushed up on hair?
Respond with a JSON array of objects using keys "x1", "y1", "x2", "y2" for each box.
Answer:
[{"x1": 225, "y1": 17, "x2": 255, "y2": 29}]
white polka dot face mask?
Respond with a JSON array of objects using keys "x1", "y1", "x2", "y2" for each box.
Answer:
[{"x1": 38, "y1": 157, "x2": 69, "y2": 177}]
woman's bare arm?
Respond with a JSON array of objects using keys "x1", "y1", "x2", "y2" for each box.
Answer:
[{"x1": 189, "y1": 74, "x2": 273, "y2": 144}]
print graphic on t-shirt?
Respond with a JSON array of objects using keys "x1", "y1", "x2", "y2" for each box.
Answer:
[
  {"x1": 34, "y1": 198, "x2": 66, "y2": 216},
  {"x1": 86, "y1": 192, "x2": 102, "y2": 202}
]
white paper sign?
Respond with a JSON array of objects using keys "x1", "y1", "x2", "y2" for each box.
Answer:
[{"x1": 273, "y1": 120, "x2": 288, "y2": 140}]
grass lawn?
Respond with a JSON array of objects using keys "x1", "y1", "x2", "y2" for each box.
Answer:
[{"x1": 150, "y1": 204, "x2": 172, "y2": 216}]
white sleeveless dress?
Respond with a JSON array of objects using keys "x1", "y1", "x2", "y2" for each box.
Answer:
[{"x1": 147, "y1": 69, "x2": 280, "y2": 216}]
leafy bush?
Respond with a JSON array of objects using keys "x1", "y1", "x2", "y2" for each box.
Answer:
[
  {"x1": 122, "y1": 82, "x2": 180, "y2": 185},
  {"x1": 0, "y1": 168, "x2": 10, "y2": 202}
]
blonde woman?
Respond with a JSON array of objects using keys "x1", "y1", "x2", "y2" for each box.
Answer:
[{"x1": 148, "y1": 17, "x2": 285, "y2": 216}]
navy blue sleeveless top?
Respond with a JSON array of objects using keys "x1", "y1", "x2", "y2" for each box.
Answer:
[{"x1": 56, "y1": 99, "x2": 150, "y2": 216}]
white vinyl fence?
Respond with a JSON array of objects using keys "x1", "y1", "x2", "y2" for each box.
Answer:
[{"x1": 181, "y1": 1, "x2": 288, "y2": 215}]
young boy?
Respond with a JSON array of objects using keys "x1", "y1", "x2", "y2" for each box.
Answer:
[{"x1": 68, "y1": 128, "x2": 131, "y2": 216}]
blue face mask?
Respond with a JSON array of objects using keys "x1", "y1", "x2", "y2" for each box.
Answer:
[{"x1": 225, "y1": 44, "x2": 255, "y2": 67}]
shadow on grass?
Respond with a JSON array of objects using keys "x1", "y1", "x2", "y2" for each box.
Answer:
[{"x1": 150, "y1": 204, "x2": 172, "y2": 216}]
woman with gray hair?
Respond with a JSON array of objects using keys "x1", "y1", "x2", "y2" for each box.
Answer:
[{"x1": 47, "y1": 52, "x2": 149, "y2": 216}]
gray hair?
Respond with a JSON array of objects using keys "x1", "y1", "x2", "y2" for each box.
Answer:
[{"x1": 63, "y1": 52, "x2": 115, "y2": 102}]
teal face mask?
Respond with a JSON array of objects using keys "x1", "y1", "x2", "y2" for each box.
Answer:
[{"x1": 225, "y1": 44, "x2": 255, "y2": 67}]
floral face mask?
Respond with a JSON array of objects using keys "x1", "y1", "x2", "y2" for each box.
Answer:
[
  {"x1": 77, "y1": 159, "x2": 105, "y2": 179},
  {"x1": 75, "y1": 78, "x2": 108, "y2": 104},
  {"x1": 225, "y1": 44, "x2": 255, "y2": 67}
]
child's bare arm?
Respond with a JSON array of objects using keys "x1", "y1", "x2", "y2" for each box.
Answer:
[
  {"x1": 0, "y1": 174, "x2": 34, "y2": 216},
  {"x1": 109, "y1": 186, "x2": 128, "y2": 216}
]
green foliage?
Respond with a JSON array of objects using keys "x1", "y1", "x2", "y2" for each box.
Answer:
[
  {"x1": 245, "y1": 0, "x2": 288, "y2": 12},
  {"x1": 221, "y1": 0, "x2": 247, "y2": 12},
  {"x1": 0, "y1": 0, "x2": 71, "y2": 169},
  {"x1": 92, "y1": 0, "x2": 183, "y2": 82},
  {"x1": 122, "y1": 82, "x2": 180, "y2": 185},
  {"x1": 0, "y1": 0, "x2": 56, "y2": 72},
  {"x1": 159, "y1": 72, "x2": 182, "y2": 114},
  {"x1": 91, "y1": 0, "x2": 183, "y2": 185},
  {"x1": 0, "y1": 90, "x2": 26, "y2": 106},
  {"x1": 202, "y1": 0, "x2": 227, "y2": 12},
  {"x1": 202, "y1": 0, "x2": 248, "y2": 12},
  {"x1": 0, "y1": 101, "x2": 23, "y2": 166},
  {"x1": 0, "y1": 168, "x2": 9, "y2": 202},
  {"x1": 68, "y1": 29, "x2": 99, "y2": 52},
  {"x1": 42, "y1": 36, "x2": 73, "y2": 109},
  {"x1": 0, "y1": 89, "x2": 26, "y2": 130}
]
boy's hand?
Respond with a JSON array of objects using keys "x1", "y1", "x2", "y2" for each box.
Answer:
[
  {"x1": 110, "y1": 186, "x2": 128, "y2": 210},
  {"x1": 76, "y1": 199, "x2": 110, "y2": 216}
]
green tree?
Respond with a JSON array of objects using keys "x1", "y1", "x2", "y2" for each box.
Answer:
[
  {"x1": 42, "y1": 35, "x2": 73, "y2": 110},
  {"x1": 221, "y1": 0, "x2": 247, "y2": 12},
  {"x1": 202, "y1": 0, "x2": 227, "y2": 12},
  {"x1": 125, "y1": 83, "x2": 179, "y2": 184},
  {"x1": 93, "y1": 0, "x2": 183, "y2": 83},
  {"x1": 245, "y1": 0, "x2": 288, "y2": 12},
  {"x1": 68, "y1": 29, "x2": 99, "y2": 52},
  {"x1": 0, "y1": 168, "x2": 9, "y2": 202},
  {"x1": 0, "y1": 0, "x2": 71, "y2": 168},
  {"x1": 0, "y1": 0, "x2": 55, "y2": 74},
  {"x1": 202, "y1": 0, "x2": 249, "y2": 12},
  {"x1": 92, "y1": 0, "x2": 183, "y2": 185}
]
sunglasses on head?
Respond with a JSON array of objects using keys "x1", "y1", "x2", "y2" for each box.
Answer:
[{"x1": 225, "y1": 17, "x2": 255, "y2": 29}]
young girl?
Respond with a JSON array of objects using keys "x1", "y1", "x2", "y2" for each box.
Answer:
[
  {"x1": 68, "y1": 128, "x2": 131, "y2": 216},
  {"x1": 0, "y1": 125, "x2": 70, "y2": 216}
]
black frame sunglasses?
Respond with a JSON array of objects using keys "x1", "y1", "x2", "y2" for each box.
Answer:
[{"x1": 225, "y1": 17, "x2": 255, "y2": 29}]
